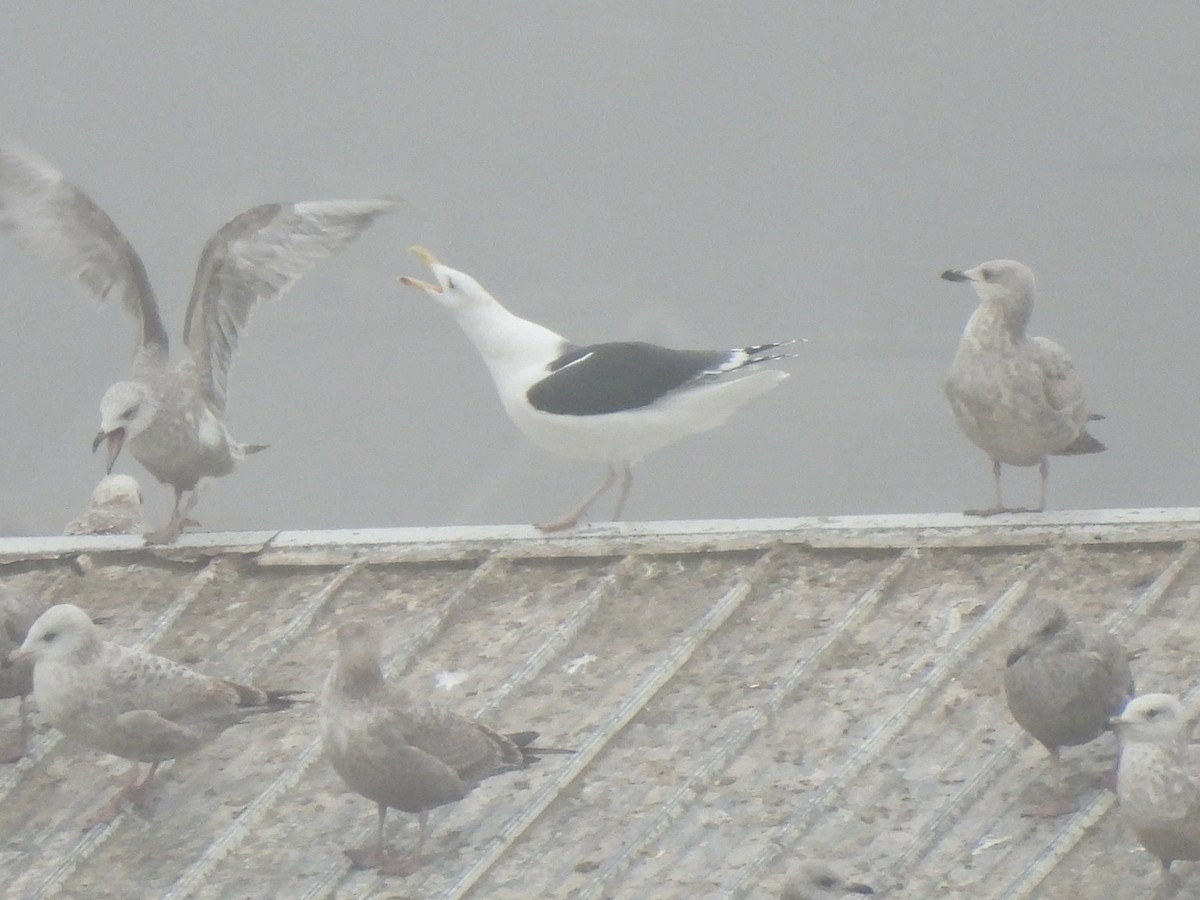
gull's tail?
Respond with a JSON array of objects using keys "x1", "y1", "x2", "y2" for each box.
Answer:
[{"x1": 1056, "y1": 429, "x2": 1106, "y2": 455}]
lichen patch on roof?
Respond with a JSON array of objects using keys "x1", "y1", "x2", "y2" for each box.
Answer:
[{"x1": 1, "y1": 510, "x2": 1199, "y2": 898}]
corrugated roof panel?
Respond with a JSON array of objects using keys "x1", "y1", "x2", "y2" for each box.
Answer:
[{"x1": 1, "y1": 513, "x2": 1200, "y2": 898}]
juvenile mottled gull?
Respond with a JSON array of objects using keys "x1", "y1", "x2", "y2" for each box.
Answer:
[
  {"x1": 0, "y1": 586, "x2": 49, "y2": 762},
  {"x1": 320, "y1": 620, "x2": 572, "y2": 875},
  {"x1": 399, "y1": 247, "x2": 794, "y2": 531},
  {"x1": 1003, "y1": 603, "x2": 1133, "y2": 816},
  {"x1": 63, "y1": 473, "x2": 151, "y2": 536},
  {"x1": 0, "y1": 140, "x2": 398, "y2": 542},
  {"x1": 942, "y1": 260, "x2": 1105, "y2": 516},
  {"x1": 10, "y1": 603, "x2": 300, "y2": 827},
  {"x1": 1111, "y1": 693, "x2": 1200, "y2": 897},
  {"x1": 781, "y1": 861, "x2": 875, "y2": 898}
]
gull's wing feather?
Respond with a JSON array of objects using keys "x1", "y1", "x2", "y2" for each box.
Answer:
[
  {"x1": 0, "y1": 140, "x2": 169, "y2": 365},
  {"x1": 183, "y1": 198, "x2": 398, "y2": 412}
]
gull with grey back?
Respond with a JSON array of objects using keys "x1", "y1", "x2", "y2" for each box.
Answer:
[
  {"x1": 1003, "y1": 603, "x2": 1133, "y2": 816},
  {"x1": 1111, "y1": 693, "x2": 1200, "y2": 897},
  {"x1": 10, "y1": 603, "x2": 301, "y2": 827},
  {"x1": 942, "y1": 259, "x2": 1105, "y2": 516},
  {"x1": 320, "y1": 620, "x2": 572, "y2": 875},
  {"x1": 400, "y1": 246, "x2": 794, "y2": 531},
  {"x1": 0, "y1": 140, "x2": 398, "y2": 541}
]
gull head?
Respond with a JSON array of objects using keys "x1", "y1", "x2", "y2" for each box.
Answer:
[
  {"x1": 1110, "y1": 693, "x2": 1189, "y2": 745},
  {"x1": 94, "y1": 381, "x2": 157, "y2": 472},
  {"x1": 89, "y1": 473, "x2": 144, "y2": 509},
  {"x1": 941, "y1": 259, "x2": 1035, "y2": 305},
  {"x1": 398, "y1": 245, "x2": 494, "y2": 313},
  {"x1": 9, "y1": 603, "x2": 99, "y2": 667}
]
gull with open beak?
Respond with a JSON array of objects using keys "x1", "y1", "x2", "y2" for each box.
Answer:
[
  {"x1": 400, "y1": 246, "x2": 794, "y2": 531},
  {"x1": 0, "y1": 140, "x2": 398, "y2": 541}
]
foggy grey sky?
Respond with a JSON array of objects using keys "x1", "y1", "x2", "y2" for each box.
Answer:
[{"x1": 2, "y1": 3, "x2": 1198, "y2": 535}]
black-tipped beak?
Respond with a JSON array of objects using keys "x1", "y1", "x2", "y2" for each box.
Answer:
[
  {"x1": 7, "y1": 647, "x2": 31, "y2": 666},
  {"x1": 93, "y1": 428, "x2": 125, "y2": 474},
  {"x1": 941, "y1": 269, "x2": 971, "y2": 282}
]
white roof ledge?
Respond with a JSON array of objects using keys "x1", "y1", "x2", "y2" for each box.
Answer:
[{"x1": 3, "y1": 508, "x2": 1200, "y2": 565}]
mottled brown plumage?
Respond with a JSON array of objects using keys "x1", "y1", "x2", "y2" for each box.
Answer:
[
  {"x1": 1003, "y1": 604, "x2": 1133, "y2": 816},
  {"x1": 11, "y1": 604, "x2": 300, "y2": 826},
  {"x1": 320, "y1": 620, "x2": 570, "y2": 875},
  {"x1": 1112, "y1": 694, "x2": 1200, "y2": 897}
]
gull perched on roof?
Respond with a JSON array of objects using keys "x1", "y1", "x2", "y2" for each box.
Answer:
[
  {"x1": 320, "y1": 620, "x2": 572, "y2": 875},
  {"x1": 400, "y1": 247, "x2": 794, "y2": 531},
  {"x1": 0, "y1": 140, "x2": 398, "y2": 542},
  {"x1": 63, "y1": 473, "x2": 151, "y2": 536},
  {"x1": 1111, "y1": 693, "x2": 1200, "y2": 897},
  {"x1": 10, "y1": 603, "x2": 301, "y2": 827},
  {"x1": 1003, "y1": 603, "x2": 1133, "y2": 816},
  {"x1": 942, "y1": 260, "x2": 1105, "y2": 516},
  {"x1": 0, "y1": 586, "x2": 49, "y2": 763}
]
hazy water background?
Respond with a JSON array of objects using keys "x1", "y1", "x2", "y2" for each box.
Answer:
[{"x1": 1, "y1": 3, "x2": 1197, "y2": 534}]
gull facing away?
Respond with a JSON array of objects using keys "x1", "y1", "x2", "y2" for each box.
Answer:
[
  {"x1": 320, "y1": 620, "x2": 572, "y2": 875},
  {"x1": 0, "y1": 586, "x2": 49, "y2": 763},
  {"x1": 10, "y1": 604, "x2": 300, "y2": 827},
  {"x1": 1111, "y1": 694, "x2": 1200, "y2": 897},
  {"x1": 63, "y1": 473, "x2": 151, "y2": 536},
  {"x1": 942, "y1": 260, "x2": 1105, "y2": 516},
  {"x1": 0, "y1": 140, "x2": 398, "y2": 542},
  {"x1": 1002, "y1": 603, "x2": 1133, "y2": 817},
  {"x1": 780, "y1": 861, "x2": 875, "y2": 898},
  {"x1": 399, "y1": 247, "x2": 794, "y2": 531}
]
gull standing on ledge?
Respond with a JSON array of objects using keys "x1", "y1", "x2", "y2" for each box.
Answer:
[
  {"x1": 399, "y1": 247, "x2": 794, "y2": 531},
  {"x1": 0, "y1": 141, "x2": 398, "y2": 542},
  {"x1": 942, "y1": 259, "x2": 1105, "y2": 516}
]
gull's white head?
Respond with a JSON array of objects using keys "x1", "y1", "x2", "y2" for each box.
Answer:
[
  {"x1": 10, "y1": 603, "x2": 100, "y2": 666},
  {"x1": 93, "y1": 380, "x2": 158, "y2": 472},
  {"x1": 941, "y1": 259, "x2": 1035, "y2": 303},
  {"x1": 941, "y1": 259, "x2": 1036, "y2": 335},
  {"x1": 398, "y1": 245, "x2": 495, "y2": 314},
  {"x1": 1110, "y1": 693, "x2": 1190, "y2": 745},
  {"x1": 89, "y1": 473, "x2": 144, "y2": 509}
]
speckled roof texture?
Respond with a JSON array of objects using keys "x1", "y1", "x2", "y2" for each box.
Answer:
[{"x1": 1, "y1": 509, "x2": 1198, "y2": 899}]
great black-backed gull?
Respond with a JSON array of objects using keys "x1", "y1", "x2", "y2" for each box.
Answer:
[
  {"x1": 0, "y1": 140, "x2": 398, "y2": 542},
  {"x1": 10, "y1": 603, "x2": 301, "y2": 828},
  {"x1": 320, "y1": 620, "x2": 571, "y2": 875},
  {"x1": 942, "y1": 259, "x2": 1104, "y2": 516},
  {"x1": 399, "y1": 246, "x2": 794, "y2": 531}
]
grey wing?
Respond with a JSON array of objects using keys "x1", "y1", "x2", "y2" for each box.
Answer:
[
  {"x1": 1028, "y1": 336, "x2": 1088, "y2": 425},
  {"x1": 106, "y1": 646, "x2": 242, "y2": 725},
  {"x1": 109, "y1": 708, "x2": 207, "y2": 760},
  {"x1": 182, "y1": 198, "x2": 399, "y2": 413},
  {"x1": 1088, "y1": 629, "x2": 1135, "y2": 707},
  {"x1": 338, "y1": 705, "x2": 470, "y2": 811},
  {"x1": 0, "y1": 140, "x2": 169, "y2": 364},
  {"x1": 403, "y1": 703, "x2": 511, "y2": 783}
]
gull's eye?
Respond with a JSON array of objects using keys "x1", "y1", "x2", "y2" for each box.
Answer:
[
  {"x1": 980, "y1": 268, "x2": 995, "y2": 281},
  {"x1": 121, "y1": 405, "x2": 140, "y2": 421},
  {"x1": 446, "y1": 276, "x2": 456, "y2": 290},
  {"x1": 42, "y1": 630, "x2": 58, "y2": 643},
  {"x1": 1145, "y1": 707, "x2": 1161, "y2": 720}
]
